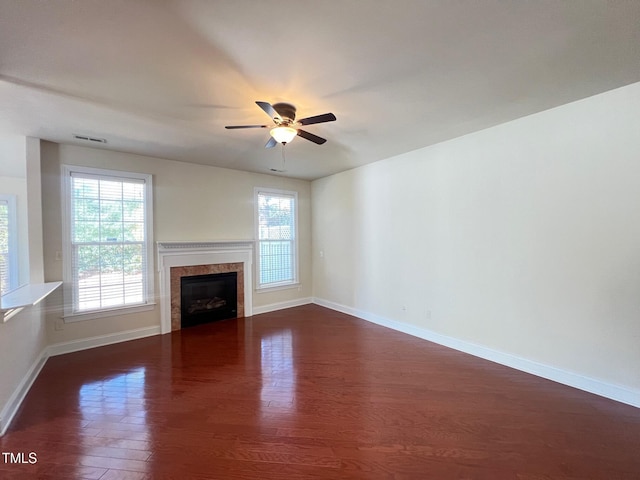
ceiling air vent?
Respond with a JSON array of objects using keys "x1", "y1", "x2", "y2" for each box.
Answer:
[{"x1": 73, "y1": 134, "x2": 107, "y2": 144}]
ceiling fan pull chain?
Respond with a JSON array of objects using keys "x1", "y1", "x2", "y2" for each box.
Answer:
[{"x1": 281, "y1": 143, "x2": 286, "y2": 170}]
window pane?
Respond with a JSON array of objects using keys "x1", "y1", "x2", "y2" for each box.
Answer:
[
  {"x1": 99, "y1": 244, "x2": 123, "y2": 275},
  {"x1": 73, "y1": 198, "x2": 99, "y2": 222},
  {"x1": 69, "y1": 171, "x2": 149, "y2": 313},
  {"x1": 77, "y1": 286, "x2": 101, "y2": 311},
  {"x1": 258, "y1": 194, "x2": 294, "y2": 241},
  {"x1": 75, "y1": 245, "x2": 100, "y2": 279},
  {"x1": 123, "y1": 244, "x2": 144, "y2": 275},
  {"x1": 123, "y1": 200, "x2": 144, "y2": 221},
  {"x1": 259, "y1": 240, "x2": 293, "y2": 284},
  {"x1": 122, "y1": 182, "x2": 144, "y2": 201},
  {"x1": 124, "y1": 279, "x2": 144, "y2": 304},
  {"x1": 257, "y1": 190, "x2": 296, "y2": 287},
  {"x1": 123, "y1": 199, "x2": 145, "y2": 241},
  {"x1": 101, "y1": 283, "x2": 124, "y2": 308},
  {"x1": 100, "y1": 200, "x2": 123, "y2": 222},
  {"x1": 0, "y1": 197, "x2": 17, "y2": 293},
  {"x1": 100, "y1": 222, "x2": 124, "y2": 242},
  {"x1": 0, "y1": 202, "x2": 8, "y2": 293},
  {"x1": 74, "y1": 178, "x2": 99, "y2": 199},
  {"x1": 123, "y1": 223, "x2": 144, "y2": 242},
  {"x1": 73, "y1": 221, "x2": 100, "y2": 243},
  {"x1": 0, "y1": 256, "x2": 8, "y2": 294},
  {"x1": 99, "y1": 180, "x2": 123, "y2": 201}
]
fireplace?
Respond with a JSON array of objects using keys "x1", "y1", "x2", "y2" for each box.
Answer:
[
  {"x1": 180, "y1": 272, "x2": 237, "y2": 328},
  {"x1": 157, "y1": 241, "x2": 254, "y2": 334},
  {"x1": 169, "y1": 262, "x2": 244, "y2": 331}
]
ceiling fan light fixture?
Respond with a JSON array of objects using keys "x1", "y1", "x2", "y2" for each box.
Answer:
[
  {"x1": 226, "y1": 101, "x2": 334, "y2": 146},
  {"x1": 270, "y1": 126, "x2": 297, "y2": 144}
]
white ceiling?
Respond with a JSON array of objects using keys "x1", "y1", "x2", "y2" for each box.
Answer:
[{"x1": 1, "y1": 0, "x2": 639, "y2": 180}]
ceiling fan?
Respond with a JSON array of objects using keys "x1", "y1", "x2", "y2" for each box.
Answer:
[{"x1": 225, "y1": 101, "x2": 336, "y2": 148}]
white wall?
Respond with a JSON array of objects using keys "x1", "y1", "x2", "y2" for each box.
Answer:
[
  {"x1": 0, "y1": 135, "x2": 48, "y2": 434},
  {"x1": 0, "y1": 134, "x2": 29, "y2": 286},
  {"x1": 312, "y1": 82, "x2": 640, "y2": 401},
  {"x1": 41, "y1": 143, "x2": 312, "y2": 344}
]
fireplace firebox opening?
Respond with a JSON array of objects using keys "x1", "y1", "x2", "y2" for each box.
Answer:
[{"x1": 180, "y1": 272, "x2": 238, "y2": 328}]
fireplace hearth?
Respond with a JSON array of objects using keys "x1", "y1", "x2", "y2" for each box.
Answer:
[{"x1": 180, "y1": 272, "x2": 238, "y2": 328}]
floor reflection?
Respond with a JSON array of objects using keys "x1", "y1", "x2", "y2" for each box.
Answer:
[
  {"x1": 260, "y1": 329, "x2": 296, "y2": 412},
  {"x1": 79, "y1": 367, "x2": 147, "y2": 417},
  {"x1": 78, "y1": 367, "x2": 150, "y2": 470}
]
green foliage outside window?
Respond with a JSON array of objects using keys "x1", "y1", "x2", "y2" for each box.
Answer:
[{"x1": 71, "y1": 177, "x2": 145, "y2": 280}]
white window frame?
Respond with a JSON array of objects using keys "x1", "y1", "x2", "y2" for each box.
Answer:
[
  {"x1": 254, "y1": 187, "x2": 299, "y2": 291},
  {"x1": 0, "y1": 194, "x2": 18, "y2": 294},
  {"x1": 61, "y1": 165, "x2": 155, "y2": 321}
]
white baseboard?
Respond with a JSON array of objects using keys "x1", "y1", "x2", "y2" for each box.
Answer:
[
  {"x1": 47, "y1": 325, "x2": 162, "y2": 357},
  {"x1": 0, "y1": 347, "x2": 49, "y2": 436},
  {"x1": 252, "y1": 297, "x2": 313, "y2": 316},
  {"x1": 313, "y1": 297, "x2": 640, "y2": 408}
]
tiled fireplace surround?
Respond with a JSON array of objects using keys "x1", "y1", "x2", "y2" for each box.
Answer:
[{"x1": 157, "y1": 241, "x2": 253, "y2": 334}]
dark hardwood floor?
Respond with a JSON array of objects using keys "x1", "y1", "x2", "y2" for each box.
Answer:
[{"x1": 1, "y1": 304, "x2": 639, "y2": 479}]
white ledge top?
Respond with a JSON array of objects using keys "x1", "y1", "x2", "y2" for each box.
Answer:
[{"x1": 1, "y1": 281, "x2": 62, "y2": 322}]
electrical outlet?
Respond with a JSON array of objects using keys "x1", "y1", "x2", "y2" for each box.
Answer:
[
  {"x1": 425, "y1": 309, "x2": 432, "y2": 320},
  {"x1": 54, "y1": 319, "x2": 64, "y2": 331}
]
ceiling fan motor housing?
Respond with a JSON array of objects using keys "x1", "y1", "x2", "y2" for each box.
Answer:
[
  {"x1": 225, "y1": 101, "x2": 334, "y2": 146},
  {"x1": 272, "y1": 103, "x2": 297, "y2": 123}
]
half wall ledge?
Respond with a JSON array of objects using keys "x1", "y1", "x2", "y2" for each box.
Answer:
[{"x1": 1, "y1": 281, "x2": 62, "y2": 323}]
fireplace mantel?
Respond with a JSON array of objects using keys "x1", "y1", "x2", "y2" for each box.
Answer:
[
  {"x1": 157, "y1": 241, "x2": 254, "y2": 334},
  {"x1": 157, "y1": 240, "x2": 254, "y2": 256}
]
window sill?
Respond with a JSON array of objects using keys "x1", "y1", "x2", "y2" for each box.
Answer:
[
  {"x1": 63, "y1": 302, "x2": 156, "y2": 323},
  {"x1": 255, "y1": 282, "x2": 301, "y2": 293},
  {"x1": 1, "y1": 281, "x2": 63, "y2": 323}
]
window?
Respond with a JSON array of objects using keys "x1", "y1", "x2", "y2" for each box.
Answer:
[
  {"x1": 62, "y1": 165, "x2": 154, "y2": 319},
  {"x1": 255, "y1": 188, "x2": 298, "y2": 289},
  {"x1": 0, "y1": 195, "x2": 17, "y2": 294}
]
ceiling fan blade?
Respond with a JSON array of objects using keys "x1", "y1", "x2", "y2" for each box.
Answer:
[
  {"x1": 297, "y1": 112, "x2": 336, "y2": 126},
  {"x1": 265, "y1": 137, "x2": 277, "y2": 148},
  {"x1": 297, "y1": 129, "x2": 327, "y2": 145},
  {"x1": 225, "y1": 125, "x2": 268, "y2": 129},
  {"x1": 256, "y1": 101, "x2": 282, "y2": 122}
]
